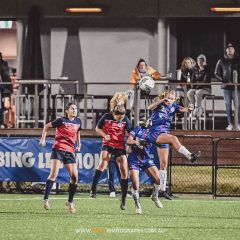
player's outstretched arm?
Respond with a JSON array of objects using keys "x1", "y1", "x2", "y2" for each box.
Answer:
[
  {"x1": 39, "y1": 122, "x2": 52, "y2": 147},
  {"x1": 179, "y1": 106, "x2": 193, "y2": 113},
  {"x1": 148, "y1": 99, "x2": 162, "y2": 110},
  {"x1": 127, "y1": 135, "x2": 142, "y2": 149},
  {"x1": 127, "y1": 134, "x2": 137, "y2": 145}
]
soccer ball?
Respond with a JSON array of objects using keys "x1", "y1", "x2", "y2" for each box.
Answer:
[{"x1": 139, "y1": 76, "x2": 155, "y2": 91}]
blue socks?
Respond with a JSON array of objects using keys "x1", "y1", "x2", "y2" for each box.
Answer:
[{"x1": 44, "y1": 179, "x2": 54, "y2": 200}]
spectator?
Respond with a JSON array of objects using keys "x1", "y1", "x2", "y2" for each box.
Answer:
[
  {"x1": 187, "y1": 54, "x2": 212, "y2": 117},
  {"x1": 130, "y1": 58, "x2": 161, "y2": 86},
  {"x1": 176, "y1": 57, "x2": 196, "y2": 107},
  {"x1": 0, "y1": 52, "x2": 12, "y2": 128},
  {"x1": 215, "y1": 43, "x2": 240, "y2": 130}
]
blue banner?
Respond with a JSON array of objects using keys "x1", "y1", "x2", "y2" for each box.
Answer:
[{"x1": 0, "y1": 138, "x2": 160, "y2": 184}]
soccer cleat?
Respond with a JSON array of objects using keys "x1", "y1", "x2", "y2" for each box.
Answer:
[
  {"x1": 190, "y1": 151, "x2": 201, "y2": 163},
  {"x1": 151, "y1": 194, "x2": 163, "y2": 208},
  {"x1": 120, "y1": 198, "x2": 126, "y2": 210},
  {"x1": 90, "y1": 191, "x2": 96, "y2": 198},
  {"x1": 65, "y1": 201, "x2": 76, "y2": 214},
  {"x1": 132, "y1": 194, "x2": 142, "y2": 214},
  {"x1": 43, "y1": 199, "x2": 50, "y2": 210},
  {"x1": 159, "y1": 190, "x2": 172, "y2": 200},
  {"x1": 109, "y1": 192, "x2": 116, "y2": 198},
  {"x1": 135, "y1": 202, "x2": 142, "y2": 215}
]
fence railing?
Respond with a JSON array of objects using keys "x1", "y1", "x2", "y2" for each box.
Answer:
[{"x1": 1, "y1": 79, "x2": 240, "y2": 129}]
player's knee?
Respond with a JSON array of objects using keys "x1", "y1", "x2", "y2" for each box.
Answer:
[
  {"x1": 102, "y1": 155, "x2": 109, "y2": 162},
  {"x1": 160, "y1": 162, "x2": 168, "y2": 170},
  {"x1": 120, "y1": 172, "x2": 128, "y2": 179},
  {"x1": 98, "y1": 160, "x2": 108, "y2": 171},
  {"x1": 48, "y1": 172, "x2": 58, "y2": 181},
  {"x1": 71, "y1": 174, "x2": 78, "y2": 184},
  {"x1": 171, "y1": 135, "x2": 178, "y2": 143}
]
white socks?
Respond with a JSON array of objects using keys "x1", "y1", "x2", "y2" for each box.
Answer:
[
  {"x1": 178, "y1": 145, "x2": 191, "y2": 159},
  {"x1": 160, "y1": 170, "x2": 167, "y2": 191},
  {"x1": 131, "y1": 188, "x2": 139, "y2": 200},
  {"x1": 153, "y1": 183, "x2": 161, "y2": 196}
]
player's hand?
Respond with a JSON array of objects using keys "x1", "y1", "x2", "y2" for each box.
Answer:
[
  {"x1": 76, "y1": 145, "x2": 81, "y2": 152},
  {"x1": 104, "y1": 135, "x2": 110, "y2": 141},
  {"x1": 39, "y1": 138, "x2": 46, "y2": 147},
  {"x1": 135, "y1": 140, "x2": 143, "y2": 149},
  {"x1": 188, "y1": 104, "x2": 194, "y2": 112},
  {"x1": 139, "y1": 139, "x2": 148, "y2": 147}
]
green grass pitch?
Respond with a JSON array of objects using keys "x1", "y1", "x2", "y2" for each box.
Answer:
[{"x1": 0, "y1": 194, "x2": 240, "y2": 240}]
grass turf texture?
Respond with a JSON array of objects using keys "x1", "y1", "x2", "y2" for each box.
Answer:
[{"x1": 0, "y1": 194, "x2": 240, "y2": 240}]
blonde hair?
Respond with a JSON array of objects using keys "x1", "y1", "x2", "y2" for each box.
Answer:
[
  {"x1": 154, "y1": 90, "x2": 176, "y2": 102},
  {"x1": 181, "y1": 57, "x2": 196, "y2": 71},
  {"x1": 110, "y1": 92, "x2": 128, "y2": 112}
]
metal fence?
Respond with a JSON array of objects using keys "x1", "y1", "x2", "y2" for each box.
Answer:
[
  {"x1": 214, "y1": 138, "x2": 240, "y2": 197},
  {"x1": 169, "y1": 135, "x2": 214, "y2": 195},
  {"x1": 168, "y1": 136, "x2": 240, "y2": 197}
]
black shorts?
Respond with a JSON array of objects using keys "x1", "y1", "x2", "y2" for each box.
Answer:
[
  {"x1": 102, "y1": 145, "x2": 126, "y2": 158},
  {"x1": 51, "y1": 148, "x2": 76, "y2": 164}
]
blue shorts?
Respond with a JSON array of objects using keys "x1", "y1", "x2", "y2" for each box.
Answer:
[
  {"x1": 147, "y1": 130, "x2": 169, "y2": 149},
  {"x1": 128, "y1": 155, "x2": 156, "y2": 171},
  {"x1": 102, "y1": 145, "x2": 126, "y2": 158},
  {"x1": 51, "y1": 148, "x2": 76, "y2": 164}
]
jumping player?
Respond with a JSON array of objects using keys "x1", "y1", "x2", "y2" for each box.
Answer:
[
  {"x1": 90, "y1": 105, "x2": 132, "y2": 210},
  {"x1": 39, "y1": 103, "x2": 81, "y2": 213},
  {"x1": 147, "y1": 90, "x2": 200, "y2": 199},
  {"x1": 127, "y1": 120, "x2": 163, "y2": 214}
]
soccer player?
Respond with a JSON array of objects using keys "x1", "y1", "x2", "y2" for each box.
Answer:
[
  {"x1": 127, "y1": 120, "x2": 163, "y2": 214},
  {"x1": 90, "y1": 105, "x2": 132, "y2": 210},
  {"x1": 147, "y1": 90, "x2": 200, "y2": 199},
  {"x1": 39, "y1": 103, "x2": 81, "y2": 213}
]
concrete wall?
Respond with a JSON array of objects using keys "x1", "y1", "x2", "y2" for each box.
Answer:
[
  {"x1": 44, "y1": 18, "x2": 159, "y2": 96},
  {"x1": 0, "y1": 29, "x2": 17, "y2": 68}
]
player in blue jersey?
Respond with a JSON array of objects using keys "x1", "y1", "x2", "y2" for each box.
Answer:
[
  {"x1": 127, "y1": 120, "x2": 163, "y2": 214},
  {"x1": 39, "y1": 103, "x2": 82, "y2": 213},
  {"x1": 90, "y1": 104, "x2": 132, "y2": 210},
  {"x1": 147, "y1": 90, "x2": 200, "y2": 199}
]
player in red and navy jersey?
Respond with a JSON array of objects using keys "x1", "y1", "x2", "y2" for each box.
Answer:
[
  {"x1": 90, "y1": 105, "x2": 132, "y2": 210},
  {"x1": 39, "y1": 103, "x2": 81, "y2": 213}
]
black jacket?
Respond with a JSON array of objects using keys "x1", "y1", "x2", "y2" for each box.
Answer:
[
  {"x1": 0, "y1": 59, "x2": 12, "y2": 93},
  {"x1": 193, "y1": 65, "x2": 211, "y2": 90},
  {"x1": 180, "y1": 67, "x2": 196, "y2": 90},
  {"x1": 215, "y1": 55, "x2": 240, "y2": 90}
]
